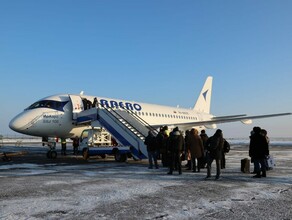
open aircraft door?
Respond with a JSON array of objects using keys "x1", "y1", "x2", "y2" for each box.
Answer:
[{"x1": 69, "y1": 95, "x2": 84, "y2": 120}]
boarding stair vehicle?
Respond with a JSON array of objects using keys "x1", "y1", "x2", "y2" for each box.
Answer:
[
  {"x1": 75, "y1": 104, "x2": 158, "y2": 161},
  {"x1": 79, "y1": 127, "x2": 132, "y2": 162}
]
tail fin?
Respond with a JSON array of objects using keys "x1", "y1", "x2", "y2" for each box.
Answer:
[{"x1": 193, "y1": 76, "x2": 213, "y2": 113}]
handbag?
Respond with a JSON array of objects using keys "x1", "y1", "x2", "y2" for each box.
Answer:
[{"x1": 266, "y1": 155, "x2": 275, "y2": 170}]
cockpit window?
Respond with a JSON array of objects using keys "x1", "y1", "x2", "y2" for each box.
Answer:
[{"x1": 25, "y1": 100, "x2": 68, "y2": 111}]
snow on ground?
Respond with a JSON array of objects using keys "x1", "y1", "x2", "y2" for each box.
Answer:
[{"x1": 0, "y1": 143, "x2": 292, "y2": 219}]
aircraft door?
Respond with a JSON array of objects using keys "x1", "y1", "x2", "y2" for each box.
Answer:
[{"x1": 69, "y1": 95, "x2": 84, "y2": 120}]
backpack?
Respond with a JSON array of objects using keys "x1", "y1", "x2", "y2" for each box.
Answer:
[
  {"x1": 223, "y1": 139, "x2": 230, "y2": 153},
  {"x1": 206, "y1": 136, "x2": 219, "y2": 152}
]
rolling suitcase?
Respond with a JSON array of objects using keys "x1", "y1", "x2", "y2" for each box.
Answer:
[{"x1": 241, "y1": 158, "x2": 250, "y2": 173}]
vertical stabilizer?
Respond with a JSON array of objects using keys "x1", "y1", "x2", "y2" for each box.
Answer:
[{"x1": 193, "y1": 76, "x2": 213, "y2": 113}]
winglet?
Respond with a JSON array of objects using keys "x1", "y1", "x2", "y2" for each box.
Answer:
[{"x1": 193, "y1": 76, "x2": 213, "y2": 113}]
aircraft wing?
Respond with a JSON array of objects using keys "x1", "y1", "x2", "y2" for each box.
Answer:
[{"x1": 167, "y1": 112, "x2": 292, "y2": 128}]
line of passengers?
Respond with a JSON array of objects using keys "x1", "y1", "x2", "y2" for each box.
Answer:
[
  {"x1": 144, "y1": 126, "x2": 231, "y2": 180},
  {"x1": 145, "y1": 126, "x2": 271, "y2": 180}
]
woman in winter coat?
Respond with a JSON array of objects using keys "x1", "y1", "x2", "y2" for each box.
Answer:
[{"x1": 187, "y1": 128, "x2": 204, "y2": 172}]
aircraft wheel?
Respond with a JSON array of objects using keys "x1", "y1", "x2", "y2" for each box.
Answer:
[
  {"x1": 50, "y1": 151, "x2": 57, "y2": 159},
  {"x1": 100, "y1": 154, "x2": 106, "y2": 159},
  {"x1": 115, "y1": 153, "x2": 127, "y2": 162},
  {"x1": 47, "y1": 151, "x2": 51, "y2": 158},
  {"x1": 47, "y1": 150, "x2": 57, "y2": 159}
]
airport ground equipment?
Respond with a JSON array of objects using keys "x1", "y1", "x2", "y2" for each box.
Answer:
[
  {"x1": 75, "y1": 103, "x2": 158, "y2": 160},
  {"x1": 79, "y1": 127, "x2": 131, "y2": 162},
  {"x1": 0, "y1": 151, "x2": 27, "y2": 161},
  {"x1": 0, "y1": 135, "x2": 28, "y2": 161}
]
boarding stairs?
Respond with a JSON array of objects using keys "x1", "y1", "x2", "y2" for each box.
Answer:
[{"x1": 75, "y1": 105, "x2": 158, "y2": 159}]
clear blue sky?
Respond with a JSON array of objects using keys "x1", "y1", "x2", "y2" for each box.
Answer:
[{"x1": 1, "y1": 1, "x2": 291, "y2": 138}]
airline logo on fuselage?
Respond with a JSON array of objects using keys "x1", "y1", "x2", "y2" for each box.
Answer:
[{"x1": 99, "y1": 99, "x2": 142, "y2": 111}]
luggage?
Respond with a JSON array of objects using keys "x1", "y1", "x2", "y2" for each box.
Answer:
[
  {"x1": 223, "y1": 139, "x2": 230, "y2": 153},
  {"x1": 266, "y1": 155, "x2": 275, "y2": 170},
  {"x1": 241, "y1": 158, "x2": 250, "y2": 173}
]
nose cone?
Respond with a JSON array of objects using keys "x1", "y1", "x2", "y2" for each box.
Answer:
[
  {"x1": 9, "y1": 112, "x2": 32, "y2": 134},
  {"x1": 9, "y1": 114, "x2": 25, "y2": 133}
]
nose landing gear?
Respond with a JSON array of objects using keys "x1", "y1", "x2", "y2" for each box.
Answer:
[{"x1": 46, "y1": 142, "x2": 57, "y2": 159}]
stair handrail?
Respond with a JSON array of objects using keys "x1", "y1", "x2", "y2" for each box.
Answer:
[
  {"x1": 98, "y1": 104, "x2": 146, "y2": 139},
  {"x1": 97, "y1": 105, "x2": 145, "y2": 156},
  {"x1": 77, "y1": 104, "x2": 152, "y2": 158},
  {"x1": 120, "y1": 107, "x2": 158, "y2": 135}
]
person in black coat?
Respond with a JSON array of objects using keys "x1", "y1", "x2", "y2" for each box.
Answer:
[
  {"x1": 156, "y1": 127, "x2": 169, "y2": 167},
  {"x1": 72, "y1": 136, "x2": 79, "y2": 155},
  {"x1": 205, "y1": 129, "x2": 224, "y2": 179},
  {"x1": 167, "y1": 127, "x2": 184, "y2": 175},
  {"x1": 199, "y1": 130, "x2": 209, "y2": 169},
  {"x1": 200, "y1": 130, "x2": 209, "y2": 148},
  {"x1": 249, "y1": 126, "x2": 269, "y2": 178},
  {"x1": 144, "y1": 131, "x2": 159, "y2": 169}
]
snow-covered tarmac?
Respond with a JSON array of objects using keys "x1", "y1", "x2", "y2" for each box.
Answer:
[{"x1": 0, "y1": 144, "x2": 291, "y2": 220}]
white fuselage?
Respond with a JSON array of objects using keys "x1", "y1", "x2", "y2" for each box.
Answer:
[{"x1": 9, "y1": 94, "x2": 213, "y2": 139}]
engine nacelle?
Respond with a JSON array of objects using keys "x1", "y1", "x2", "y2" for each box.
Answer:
[
  {"x1": 241, "y1": 119, "x2": 252, "y2": 124},
  {"x1": 204, "y1": 124, "x2": 217, "y2": 129}
]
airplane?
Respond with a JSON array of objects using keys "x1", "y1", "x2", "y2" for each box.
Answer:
[{"x1": 9, "y1": 76, "x2": 291, "y2": 154}]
